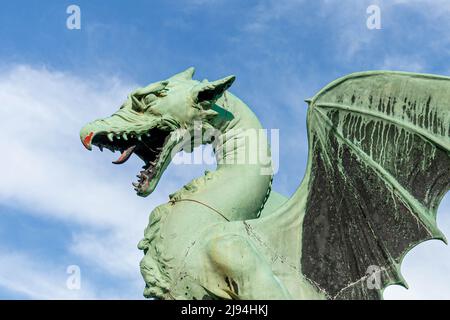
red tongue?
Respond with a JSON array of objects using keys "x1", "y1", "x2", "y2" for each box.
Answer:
[{"x1": 112, "y1": 145, "x2": 136, "y2": 164}]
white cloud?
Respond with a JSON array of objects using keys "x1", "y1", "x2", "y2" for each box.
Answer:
[
  {"x1": 392, "y1": 0, "x2": 450, "y2": 15},
  {"x1": 240, "y1": 0, "x2": 375, "y2": 59},
  {"x1": 0, "y1": 65, "x2": 148, "y2": 227},
  {"x1": 240, "y1": 0, "x2": 450, "y2": 66},
  {"x1": 0, "y1": 249, "x2": 97, "y2": 299},
  {"x1": 379, "y1": 55, "x2": 425, "y2": 72},
  {"x1": 70, "y1": 230, "x2": 142, "y2": 279},
  {"x1": 242, "y1": 0, "x2": 306, "y2": 33}
]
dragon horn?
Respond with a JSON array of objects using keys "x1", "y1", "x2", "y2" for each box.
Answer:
[{"x1": 169, "y1": 67, "x2": 195, "y2": 81}]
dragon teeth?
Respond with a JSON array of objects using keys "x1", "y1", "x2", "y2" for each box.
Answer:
[{"x1": 107, "y1": 133, "x2": 114, "y2": 141}]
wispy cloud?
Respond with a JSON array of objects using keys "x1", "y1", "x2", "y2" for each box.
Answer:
[
  {"x1": 0, "y1": 65, "x2": 147, "y2": 227},
  {"x1": 0, "y1": 248, "x2": 97, "y2": 299},
  {"x1": 379, "y1": 55, "x2": 425, "y2": 72},
  {"x1": 242, "y1": 0, "x2": 306, "y2": 33},
  {"x1": 238, "y1": 0, "x2": 450, "y2": 69}
]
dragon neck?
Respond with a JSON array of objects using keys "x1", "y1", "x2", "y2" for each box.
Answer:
[
  {"x1": 173, "y1": 92, "x2": 273, "y2": 221},
  {"x1": 213, "y1": 93, "x2": 271, "y2": 168}
]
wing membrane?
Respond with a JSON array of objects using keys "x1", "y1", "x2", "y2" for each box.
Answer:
[{"x1": 301, "y1": 71, "x2": 450, "y2": 299}]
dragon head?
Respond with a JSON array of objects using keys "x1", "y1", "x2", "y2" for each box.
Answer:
[{"x1": 80, "y1": 67, "x2": 235, "y2": 197}]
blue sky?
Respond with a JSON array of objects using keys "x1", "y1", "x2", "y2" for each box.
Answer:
[{"x1": 0, "y1": 0, "x2": 449, "y2": 299}]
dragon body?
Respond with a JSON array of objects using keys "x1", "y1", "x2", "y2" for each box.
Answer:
[{"x1": 80, "y1": 68, "x2": 450, "y2": 299}]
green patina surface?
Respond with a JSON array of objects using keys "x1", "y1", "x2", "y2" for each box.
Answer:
[{"x1": 81, "y1": 68, "x2": 449, "y2": 299}]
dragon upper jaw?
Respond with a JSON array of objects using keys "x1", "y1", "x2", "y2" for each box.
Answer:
[{"x1": 80, "y1": 122, "x2": 181, "y2": 197}]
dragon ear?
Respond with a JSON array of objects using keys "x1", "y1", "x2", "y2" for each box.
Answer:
[
  {"x1": 194, "y1": 75, "x2": 235, "y2": 105},
  {"x1": 169, "y1": 67, "x2": 195, "y2": 81}
]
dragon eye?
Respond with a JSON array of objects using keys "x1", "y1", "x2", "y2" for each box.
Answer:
[
  {"x1": 142, "y1": 89, "x2": 168, "y2": 109},
  {"x1": 130, "y1": 95, "x2": 147, "y2": 113},
  {"x1": 143, "y1": 94, "x2": 157, "y2": 105}
]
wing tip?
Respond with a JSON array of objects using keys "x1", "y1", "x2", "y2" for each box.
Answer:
[
  {"x1": 392, "y1": 262, "x2": 410, "y2": 290},
  {"x1": 432, "y1": 227, "x2": 447, "y2": 245},
  {"x1": 438, "y1": 233, "x2": 448, "y2": 245}
]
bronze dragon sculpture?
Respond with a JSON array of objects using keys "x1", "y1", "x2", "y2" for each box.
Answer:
[{"x1": 80, "y1": 68, "x2": 450, "y2": 299}]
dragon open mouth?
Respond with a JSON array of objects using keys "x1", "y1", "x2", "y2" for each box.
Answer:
[{"x1": 89, "y1": 127, "x2": 172, "y2": 196}]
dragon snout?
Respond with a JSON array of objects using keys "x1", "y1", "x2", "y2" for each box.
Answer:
[
  {"x1": 80, "y1": 123, "x2": 97, "y2": 151},
  {"x1": 82, "y1": 132, "x2": 94, "y2": 150}
]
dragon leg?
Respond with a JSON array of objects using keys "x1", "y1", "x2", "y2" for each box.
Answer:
[{"x1": 205, "y1": 234, "x2": 291, "y2": 299}]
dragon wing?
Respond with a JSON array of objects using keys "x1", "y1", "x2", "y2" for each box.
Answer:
[{"x1": 301, "y1": 71, "x2": 450, "y2": 299}]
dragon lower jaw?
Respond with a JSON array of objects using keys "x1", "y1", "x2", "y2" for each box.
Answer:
[{"x1": 82, "y1": 126, "x2": 174, "y2": 196}]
